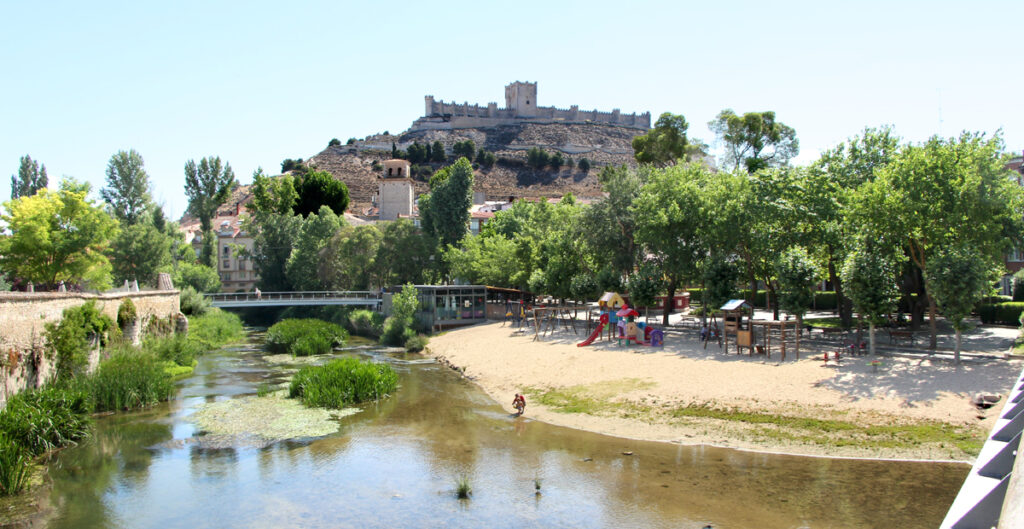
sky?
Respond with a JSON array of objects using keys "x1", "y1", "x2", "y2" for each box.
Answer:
[{"x1": 2, "y1": 0, "x2": 1021, "y2": 220}]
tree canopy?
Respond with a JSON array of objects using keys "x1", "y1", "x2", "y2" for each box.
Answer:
[
  {"x1": 709, "y1": 109, "x2": 799, "y2": 173},
  {"x1": 101, "y1": 149, "x2": 152, "y2": 225},
  {"x1": 419, "y1": 158, "x2": 475, "y2": 252},
  {"x1": 0, "y1": 179, "x2": 118, "y2": 289},
  {"x1": 293, "y1": 169, "x2": 350, "y2": 217},
  {"x1": 10, "y1": 155, "x2": 48, "y2": 199},
  {"x1": 631, "y1": 112, "x2": 694, "y2": 167}
]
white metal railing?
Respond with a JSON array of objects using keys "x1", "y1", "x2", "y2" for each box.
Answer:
[{"x1": 204, "y1": 291, "x2": 380, "y2": 304}]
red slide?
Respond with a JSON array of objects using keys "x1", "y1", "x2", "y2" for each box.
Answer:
[{"x1": 577, "y1": 322, "x2": 605, "y2": 347}]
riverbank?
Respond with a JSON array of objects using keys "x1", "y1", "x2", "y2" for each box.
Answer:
[{"x1": 427, "y1": 321, "x2": 1023, "y2": 461}]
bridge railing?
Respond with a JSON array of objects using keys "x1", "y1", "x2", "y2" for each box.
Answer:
[{"x1": 204, "y1": 291, "x2": 381, "y2": 303}]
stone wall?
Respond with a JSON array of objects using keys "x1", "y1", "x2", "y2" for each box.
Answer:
[{"x1": 0, "y1": 290, "x2": 180, "y2": 406}]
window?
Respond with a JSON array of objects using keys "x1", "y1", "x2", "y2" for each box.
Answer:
[
  {"x1": 223, "y1": 260, "x2": 230, "y2": 269},
  {"x1": 223, "y1": 246, "x2": 230, "y2": 256}
]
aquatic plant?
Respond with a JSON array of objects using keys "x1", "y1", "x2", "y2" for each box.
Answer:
[
  {"x1": 87, "y1": 349, "x2": 174, "y2": 412},
  {"x1": 347, "y1": 309, "x2": 384, "y2": 338},
  {"x1": 145, "y1": 334, "x2": 202, "y2": 368},
  {"x1": 266, "y1": 318, "x2": 347, "y2": 356},
  {"x1": 404, "y1": 334, "x2": 429, "y2": 352},
  {"x1": 0, "y1": 432, "x2": 30, "y2": 496},
  {"x1": 288, "y1": 357, "x2": 397, "y2": 408},
  {"x1": 188, "y1": 309, "x2": 245, "y2": 350},
  {"x1": 455, "y1": 475, "x2": 472, "y2": 499},
  {"x1": 0, "y1": 386, "x2": 91, "y2": 457}
]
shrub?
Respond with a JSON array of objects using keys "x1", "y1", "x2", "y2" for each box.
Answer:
[
  {"x1": 978, "y1": 302, "x2": 1024, "y2": 325},
  {"x1": 188, "y1": 309, "x2": 245, "y2": 350},
  {"x1": 347, "y1": 309, "x2": 384, "y2": 338},
  {"x1": 0, "y1": 432, "x2": 30, "y2": 496},
  {"x1": 87, "y1": 349, "x2": 174, "y2": 412},
  {"x1": 180, "y1": 284, "x2": 213, "y2": 316},
  {"x1": 812, "y1": 291, "x2": 838, "y2": 310},
  {"x1": 145, "y1": 334, "x2": 202, "y2": 367},
  {"x1": 578, "y1": 158, "x2": 591, "y2": 172},
  {"x1": 0, "y1": 386, "x2": 91, "y2": 457},
  {"x1": 173, "y1": 261, "x2": 221, "y2": 293},
  {"x1": 1014, "y1": 270, "x2": 1024, "y2": 301},
  {"x1": 45, "y1": 301, "x2": 116, "y2": 381},
  {"x1": 266, "y1": 318, "x2": 348, "y2": 355},
  {"x1": 404, "y1": 334, "x2": 429, "y2": 352},
  {"x1": 288, "y1": 357, "x2": 398, "y2": 408},
  {"x1": 328, "y1": 138, "x2": 341, "y2": 147},
  {"x1": 381, "y1": 284, "x2": 419, "y2": 346},
  {"x1": 117, "y1": 298, "x2": 137, "y2": 330}
]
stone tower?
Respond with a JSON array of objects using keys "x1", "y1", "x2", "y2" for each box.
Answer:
[
  {"x1": 378, "y1": 159, "x2": 414, "y2": 221},
  {"x1": 504, "y1": 81, "x2": 537, "y2": 117}
]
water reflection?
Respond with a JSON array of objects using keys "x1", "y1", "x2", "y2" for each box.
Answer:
[{"x1": 42, "y1": 334, "x2": 967, "y2": 529}]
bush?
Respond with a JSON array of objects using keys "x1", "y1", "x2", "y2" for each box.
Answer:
[
  {"x1": 404, "y1": 334, "x2": 429, "y2": 352},
  {"x1": 977, "y1": 302, "x2": 1024, "y2": 325},
  {"x1": 381, "y1": 284, "x2": 419, "y2": 346},
  {"x1": 188, "y1": 309, "x2": 245, "y2": 350},
  {"x1": 145, "y1": 334, "x2": 202, "y2": 367},
  {"x1": 266, "y1": 318, "x2": 348, "y2": 355},
  {"x1": 117, "y1": 298, "x2": 137, "y2": 330},
  {"x1": 347, "y1": 309, "x2": 384, "y2": 338},
  {"x1": 179, "y1": 286, "x2": 212, "y2": 316},
  {"x1": 0, "y1": 432, "x2": 30, "y2": 496},
  {"x1": 87, "y1": 349, "x2": 174, "y2": 412},
  {"x1": 1014, "y1": 270, "x2": 1024, "y2": 301},
  {"x1": 0, "y1": 386, "x2": 91, "y2": 457},
  {"x1": 45, "y1": 301, "x2": 116, "y2": 381},
  {"x1": 812, "y1": 291, "x2": 838, "y2": 310},
  {"x1": 289, "y1": 357, "x2": 398, "y2": 408},
  {"x1": 328, "y1": 138, "x2": 341, "y2": 147},
  {"x1": 578, "y1": 158, "x2": 591, "y2": 172}
]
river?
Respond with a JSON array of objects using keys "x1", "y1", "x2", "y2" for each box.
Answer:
[{"x1": 40, "y1": 332, "x2": 967, "y2": 528}]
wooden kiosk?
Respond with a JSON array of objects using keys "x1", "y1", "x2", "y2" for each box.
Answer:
[{"x1": 721, "y1": 299, "x2": 754, "y2": 355}]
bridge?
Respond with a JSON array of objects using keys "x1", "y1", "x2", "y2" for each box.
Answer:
[{"x1": 205, "y1": 291, "x2": 381, "y2": 309}]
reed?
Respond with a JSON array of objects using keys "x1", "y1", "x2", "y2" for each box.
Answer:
[
  {"x1": 0, "y1": 433, "x2": 30, "y2": 496},
  {"x1": 455, "y1": 475, "x2": 472, "y2": 499},
  {"x1": 0, "y1": 386, "x2": 91, "y2": 457},
  {"x1": 87, "y1": 350, "x2": 174, "y2": 412},
  {"x1": 266, "y1": 319, "x2": 348, "y2": 356},
  {"x1": 288, "y1": 357, "x2": 397, "y2": 408},
  {"x1": 188, "y1": 309, "x2": 245, "y2": 350}
]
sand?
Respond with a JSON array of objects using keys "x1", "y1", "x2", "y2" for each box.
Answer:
[{"x1": 426, "y1": 321, "x2": 1023, "y2": 461}]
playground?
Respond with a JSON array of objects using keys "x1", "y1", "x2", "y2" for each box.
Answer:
[{"x1": 428, "y1": 309, "x2": 1023, "y2": 460}]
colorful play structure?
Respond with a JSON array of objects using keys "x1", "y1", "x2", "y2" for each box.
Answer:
[{"x1": 577, "y1": 292, "x2": 665, "y2": 348}]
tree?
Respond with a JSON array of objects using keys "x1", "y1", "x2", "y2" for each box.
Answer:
[
  {"x1": 709, "y1": 109, "x2": 799, "y2": 173},
  {"x1": 281, "y1": 158, "x2": 305, "y2": 173},
  {"x1": 101, "y1": 149, "x2": 152, "y2": 225},
  {"x1": 245, "y1": 169, "x2": 301, "y2": 291},
  {"x1": 578, "y1": 158, "x2": 591, "y2": 173},
  {"x1": 322, "y1": 224, "x2": 382, "y2": 290},
  {"x1": 453, "y1": 140, "x2": 476, "y2": 160},
  {"x1": 184, "y1": 156, "x2": 236, "y2": 267},
  {"x1": 632, "y1": 112, "x2": 693, "y2": 167},
  {"x1": 548, "y1": 152, "x2": 564, "y2": 170},
  {"x1": 842, "y1": 245, "x2": 901, "y2": 356},
  {"x1": 285, "y1": 206, "x2": 343, "y2": 290},
  {"x1": 407, "y1": 142, "x2": 428, "y2": 164},
  {"x1": 171, "y1": 261, "x2": 221, "y2": 293},
  {"x1": 293, "y1": 169, "x2": 349, "y2": 217},
  {"x1": 847, "y1": 131, "x2": 1024, "y2": 348},
  {"x1": 626, "y1": 262, "x2": 665, "y2": 317},
  {"x1": 328, "y1": 138, "x2": 341, "y2": 147},
  {"x1": 431, "y1": 141, "x2": 447, "y2": 163},
  {"x1": 702, "y1": 255, "x2": 741, "y2": 321},
  {"x1": 475, "y1": 149, "x2": 496, "y2": 169},
  {"x1": 382, "y1": 283, "x2": 420, "y2": 346},
  {"x1": 444, "y1": 234, "x2": 519, "y2": 287},
  {"x1": 633, "y1": 164, "x2": 709, "y2": 324},
  {"x1": 579, "y1": 166, "x2": 645, "y2": 278},
  {"x1": 376, "y1": 219, "x2": 437, "y2": 285},
  {"x1": 0, "y1": 178, "x2": 118, "y2": 289},
  {"x1": 527, "y1": 148, "x2": 550, "y2": 170},
  {"x1": 110, "y1": 223, "x2": 172, "y2": 285},
  {"x1": 925, "y1": 244, "x2": 994, "y2": 363},
  {"x1": 10, "y1": 155, "x2": 48, "y2": 199},
  {"x1": 419, "y1": 158, "x2": 475, "y2": 252},
  {"x1": 774, "y1": 246, "x2": 820, "y2": 330}
]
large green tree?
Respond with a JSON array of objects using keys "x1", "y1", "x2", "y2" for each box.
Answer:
[
  {"x1": 709, "y1": 109, "x2": 799, "y2": 173},
  {"x1": 285, "y1": 206, "x2": 343, "y2": 290},
  {"x1": 375, "y1": 219, "x2": 437, "y2": 285},
  {"x1": 0, "y1": 179, "x2": 118, "y2": 289},
  {"x1": 293, "y1": 169, "x2": 349, "y2": 217},
  {"x1": 841, "y1": 244, "x2": 901, "y2": 356},
  {"x1": 633, "y1": 163, "x2": 709, "y2": 324},
  {"x1": 101, "y1": 149, "x2": 152, "y2": 225},
  {"x1": 632, "y1": 112, "x2": 695, "y2": 167},
  {"x1": 184, "y1": 156, "x2": 236, "y2": 266},
  {"x1": 774, "y1": 246, "x2": 820, "y2": 329},
  {"x1": 10, "y1": 155, "x2": 48, "y2": 199},
  {"x1": 847, "y1": 131, "x2": 1024, "y2": 348},
  {"x1": 323, "y1": 224, "x2": 383, "y2": 290},
  {"x1": 419, "y1": 158, "x2": 475, "y2": 252},
  {"x1": 246, "y1": 170, "x2": 301, "y2": 291},
  {"x1": 110, "y1": 223, "x2": 172, "y2": 285}
]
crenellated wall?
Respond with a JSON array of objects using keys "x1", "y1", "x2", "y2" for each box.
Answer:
[
  {"x1": 418, "y1": 82, "x2": 650, "y2": 131},
  {"x1": 0, "y1": 290, "x2": 180, "y2": 406}
]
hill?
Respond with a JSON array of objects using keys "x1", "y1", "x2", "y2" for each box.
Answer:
[{"x1": 306, "y1": 121, "x2": 645, "y2": 211}]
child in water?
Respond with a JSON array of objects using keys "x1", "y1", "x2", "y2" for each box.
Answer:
[{"x1": 513, "y1": 393, "x2": 526, "y2": 416}]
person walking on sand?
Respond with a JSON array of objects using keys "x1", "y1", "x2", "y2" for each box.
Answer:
[{"x1": 513, "y1": 393, "x2": 526, "y2": 416}]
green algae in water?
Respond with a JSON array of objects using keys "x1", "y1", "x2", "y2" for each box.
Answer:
[{"x1": 191, "y1": 392, "x2": 357, "y2": 442}]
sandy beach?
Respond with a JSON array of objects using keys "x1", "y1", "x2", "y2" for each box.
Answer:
[{"x1": 426, "y1": 320, "x2": 1023, "y2": 461}]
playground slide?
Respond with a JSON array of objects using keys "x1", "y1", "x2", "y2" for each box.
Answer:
[{"x1": 577, "y1": 322, "x2": 606, "y2": 347}]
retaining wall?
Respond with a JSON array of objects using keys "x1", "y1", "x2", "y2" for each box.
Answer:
[{"x1": 0, "y1": 290, "x2": 180, "y2": 406}]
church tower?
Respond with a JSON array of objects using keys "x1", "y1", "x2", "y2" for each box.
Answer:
[{"x1": 378, "y1": 159, "x2": 414, "y2": 221}]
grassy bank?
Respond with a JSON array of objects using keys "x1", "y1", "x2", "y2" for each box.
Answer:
[{"x1": 527, "y1": 384, "x2": 984, "y2": 459}]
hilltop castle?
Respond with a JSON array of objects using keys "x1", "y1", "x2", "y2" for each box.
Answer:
[{"x1": 410, "y1": 81, "x2": 651, "y2": 131}]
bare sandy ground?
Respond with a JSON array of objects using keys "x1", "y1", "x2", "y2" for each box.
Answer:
[{"x1": 426, "y1": 321, "x2": 1023, "y2": 461}]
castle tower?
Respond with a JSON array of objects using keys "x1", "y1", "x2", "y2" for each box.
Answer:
[
  {"x1": 379, "y1": 159, "x2": 414, "y2": 221},
  {"x1": 504, "y1": 81, "x2": 537, "y2": 117}
]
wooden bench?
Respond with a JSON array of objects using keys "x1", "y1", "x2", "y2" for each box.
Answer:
[
  {"x1": 888, "y1": 329, "x2": 916, "y2": 346},
  {"x1": 817, "y1": 327, "x2": 847, "y2": 340}
]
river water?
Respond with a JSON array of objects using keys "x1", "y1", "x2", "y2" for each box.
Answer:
[{"x1": 40, "y1": 333, "x2": 967, "y2": 529}]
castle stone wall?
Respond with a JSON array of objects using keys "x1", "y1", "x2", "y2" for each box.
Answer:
[{"x1": 0, "y1": 291, "x2": 180, "y2": 407}]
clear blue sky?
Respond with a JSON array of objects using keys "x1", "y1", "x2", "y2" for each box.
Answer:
[{"x1": 2, "y1": 0, "x2": 1021, "y2": 219}]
